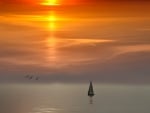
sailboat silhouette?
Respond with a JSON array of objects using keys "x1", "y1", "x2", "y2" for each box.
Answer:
[{"x1": 88, "y1": 81, "x2": 95, "y2": 97}]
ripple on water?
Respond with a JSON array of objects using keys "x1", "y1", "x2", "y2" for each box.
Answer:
[{"x1": 30, "y1": 106, "x2": 63, "y2": 113}]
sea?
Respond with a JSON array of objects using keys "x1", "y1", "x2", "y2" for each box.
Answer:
[{"x1": 0, "y1": 84, "x2": 150, "y2": 113}]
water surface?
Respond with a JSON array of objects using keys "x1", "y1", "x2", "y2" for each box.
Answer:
[{"x1": 0, "y1": 84, "x2": 150, "y2": 113}]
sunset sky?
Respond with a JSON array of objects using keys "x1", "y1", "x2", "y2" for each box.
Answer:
[{"x1": 0, "y1": 0, "x2": 150, "y2": 84}]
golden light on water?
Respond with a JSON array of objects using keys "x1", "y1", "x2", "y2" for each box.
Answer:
[
  {"x1": 43, "y1": 11, "x2": 117, "y2": 66},
  {"x1": 46, "y1": 11, "x2": 58, "y2": 64},
  {"x1": 47, "y1": 37, "x2": 58, "y2": 64},
  {"x1": 48, "y1": 13, "x2": 57, "y2": 30},
  {"x1": 48, "y1": 15, "x2": 57, "y2": 22}
]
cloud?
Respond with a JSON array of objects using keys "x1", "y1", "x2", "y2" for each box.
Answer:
[
  {"x1": 0, "y1": 38, "x2": 150, "y2": 84},
  {"x1": 0, "y1": 13, "x2": 150, "y2": 84}
]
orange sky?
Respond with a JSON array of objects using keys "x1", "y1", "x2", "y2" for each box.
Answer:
[{"x1": 0, "y1": 0, "x2": 150, "y2": 84}]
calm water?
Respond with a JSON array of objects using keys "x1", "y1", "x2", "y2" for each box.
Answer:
[{"x1": 0, "y1": 84, "x2": 150, "y2": 113}]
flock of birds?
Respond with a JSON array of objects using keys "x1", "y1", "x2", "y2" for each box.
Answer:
[{"x1": 25, "y1": 75, "x2": 40, "y2": 80}]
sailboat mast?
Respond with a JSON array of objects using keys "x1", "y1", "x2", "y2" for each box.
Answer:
[{"x1": 88, "y1": 81, "x2": 95, "y2": 97}]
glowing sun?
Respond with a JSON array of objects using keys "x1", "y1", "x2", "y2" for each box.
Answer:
[{"x1": 41, "y1": 0, "x2": 60, "y2": 6}]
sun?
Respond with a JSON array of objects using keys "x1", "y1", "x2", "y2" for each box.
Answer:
[{"x1": 41, "y1": 0, "x2": 60, "y2": 6}]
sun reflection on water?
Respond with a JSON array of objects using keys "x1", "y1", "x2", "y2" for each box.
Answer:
[
  {"x1": 43, "y1": 11, "x2": 116, "y2": 67},
  {"x1": 46, "y1": 11, "x2": 58, "y2": 65}
]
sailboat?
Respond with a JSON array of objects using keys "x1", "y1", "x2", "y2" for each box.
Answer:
[{"x1": 88, "y1": 81, "x2": 95, "y2": 97}]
